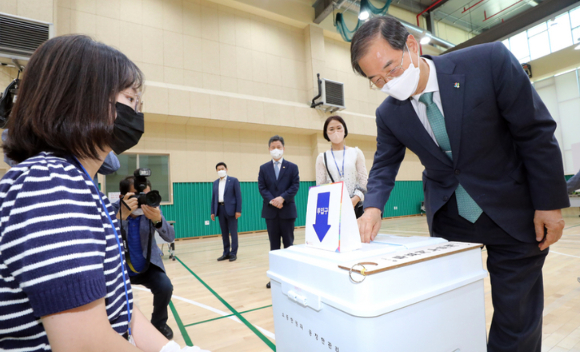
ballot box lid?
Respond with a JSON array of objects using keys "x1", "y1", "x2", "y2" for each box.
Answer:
[{"x1": 267, "y1": 234, "x2": 487, "y2": 317}]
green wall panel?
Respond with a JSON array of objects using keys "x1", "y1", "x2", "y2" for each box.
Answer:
[
  {"x1": 160, "y1": 181, "x2": 423, "y2": 239},
  {"x1": 382, "y1": 181, "x2": 424, "y2": 217}
]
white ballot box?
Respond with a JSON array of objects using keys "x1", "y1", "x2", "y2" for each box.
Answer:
[{"x1": 267, "y1": 234, "x2": 488, "y2": 352}]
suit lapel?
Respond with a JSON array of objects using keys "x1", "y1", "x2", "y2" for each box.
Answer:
[
  {"x1": 430, "y1": 55, "x2": 464, "y2": 166},
  {"x1": 276, "y1": 160, "x2": 287, "y2": 182},
  {"x1": 225, "y1": 178, "x2": 232, "y2": 194},
  {"x1": 395, "y1": 101, "x2": 452, "y2": 166},
  {"x1": 437, "y1": 74, "x2": 464, "y2": 166}
]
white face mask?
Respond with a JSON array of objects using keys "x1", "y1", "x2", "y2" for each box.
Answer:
[
  {"x1": 328, "y1": 130, "x2": 345, "y2": 144},
  {"x1": 217, "y1": 170, "x2": 227, "y2": 178},
  {"x1": 380, "y1": 44, "x2": 421, "y2": 101},
  {"x1": 270, "y1": 148, "x2": 284, "y2": 160},
  {"x1": 132, "y1": 208, "x2": 144, "y2": 216}
]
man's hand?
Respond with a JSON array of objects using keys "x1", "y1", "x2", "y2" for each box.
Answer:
[
  {"x1": 351, "y1": 195, "x2": 361, "y2": 208},
  {"x1": 118, "y1": 193, "x2": 138, "y2": 220},
  {"x1": 357, "y1": 207, "x2": 382, "y2": 243},
  {"x1": 235, "y1": 212, "x2": 241, "y2": 219},
  {"x1": 535, "y1": 209, "x2": 565, "y2": 251},
  {"x1": 211, "y1": 214, "x2": 215, "y2": 221},
  {"x1": 142, "y1": 205, "x2": 162, "y2": 223},
  {"x1": 270, "y1": 196, "x2": 285, "y2": 209}
]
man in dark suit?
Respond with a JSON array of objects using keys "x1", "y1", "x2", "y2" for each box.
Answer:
[
  {"x1": 351, "y1": 17, "x2": 568, "y2": 352},
  {"x1": 258, "y1": 135, "x2": 300, "y2": 289},
  {"x1": 211, "y1": 162, "x2": 242, "y2": 262}
]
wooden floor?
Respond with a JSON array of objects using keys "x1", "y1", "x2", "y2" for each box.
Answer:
[{"x1": 133, "y1": 209, "x2": 580, "y2": 352}]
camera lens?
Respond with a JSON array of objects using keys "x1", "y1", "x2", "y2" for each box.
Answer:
[{"x1": 145, "y1": 191, "x2": 162, "y2": 207}]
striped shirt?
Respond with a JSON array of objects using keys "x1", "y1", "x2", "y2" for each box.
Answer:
[{"x1": 0, "y1": 152, "x2": 133, "y2": 351}]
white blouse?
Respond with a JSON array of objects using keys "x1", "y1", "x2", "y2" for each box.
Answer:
[{"x1": 315, "y1": 147, "x2": 368, "y2": 201}]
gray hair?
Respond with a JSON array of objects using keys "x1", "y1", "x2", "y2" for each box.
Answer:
[{"x1": 350, "y1": 16, "x2": 410, "y2": 77}]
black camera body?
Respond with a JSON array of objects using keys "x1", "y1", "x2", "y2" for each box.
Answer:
[
  {"x1": 0, "y1": 78, "x2": 20, "y2": 128},
  {"x1": 129, "y1": 168, "x2": 162, "y2": 207}
]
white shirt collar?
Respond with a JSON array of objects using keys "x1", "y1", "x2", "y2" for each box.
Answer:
[
  {"x1": 219, "y1": 175, "x2": 227, "y2": 182},
  {"x1": 412, "y1": 58, "x2": 439, "y2": 103},
  {"x1": 272, "y1": 158, "x2": 284, "y2": 164}
]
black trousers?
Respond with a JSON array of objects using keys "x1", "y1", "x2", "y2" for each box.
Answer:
[
  {"x1": 266, "y1": 217, "x2": 295, "y2": 251},
  {"x1": 217, "y1": 204, "x2": 238, "y2": 256},
  {"x1": 129, "y1": 264, "x2": 174, "y2": 329},
  {"x1": 432, "y1": 194, "x2": 547, "y2": 352}
]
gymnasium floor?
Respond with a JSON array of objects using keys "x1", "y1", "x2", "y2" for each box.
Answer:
[{"x1": 133, "y1": 209, "x2": 580, "y2": 352}]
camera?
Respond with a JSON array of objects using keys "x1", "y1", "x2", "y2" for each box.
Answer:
[
  {"x1": 129, "y1": 168, "x2": 162, "y2": 207},
  {"x1": 0, "y1": 78, "x2": 20, "y2": 128}
]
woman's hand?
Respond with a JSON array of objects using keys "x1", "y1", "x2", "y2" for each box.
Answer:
[{"x1": 351, "y1": 195, "x2": 361, "y2": 208}]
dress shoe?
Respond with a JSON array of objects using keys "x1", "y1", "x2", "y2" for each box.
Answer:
[
  {"x1": 157, "y1": 324, "x2": 173, "y2": 340},
  {"x1": 217, "y1": 254, "x2": 230, "y2": 261},
  {"x1": 229, "y1": 255, "x2": 237, "y2": 262},
  {"x1": 266, "y1": 282, "x2": 271, "y2": 289}
]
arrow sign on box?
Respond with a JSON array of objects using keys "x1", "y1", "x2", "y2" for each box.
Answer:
[{"x1": 313, "y1": 192, "x2": 331, "y2": 242}]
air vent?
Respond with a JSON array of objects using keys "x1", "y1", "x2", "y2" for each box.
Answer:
[
  {"x1": 0, "y1": 13, "x2": 52, "y2": 62},
  {"x1": 320, "y1": 78, "x2": 345, "y2": 112}
]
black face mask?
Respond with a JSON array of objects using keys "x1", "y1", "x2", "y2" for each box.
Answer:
[{"x1": 110, "y1": 102, "x2": 145, "y2": 155}]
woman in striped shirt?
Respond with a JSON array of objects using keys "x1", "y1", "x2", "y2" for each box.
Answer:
[{"x1": 0, "y1": 36, "x2": 207, "y2": 352}]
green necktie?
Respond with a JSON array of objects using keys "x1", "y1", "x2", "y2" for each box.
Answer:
[{"x1": 419, "y1": 92, "x2": 483, "y2": 223}]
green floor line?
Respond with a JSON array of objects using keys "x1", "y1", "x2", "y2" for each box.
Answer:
[
  {"x1": 175, "y1": 256, "x2": 276, "y2": 351},
  {"x1": 169, "y1": 300, "x2": 193, "y2": 347},
  {"x1": 565, "y1": 224, "x2": 580, "y2": 230},
  {"x1": 184, "y1": 305, "x2": 273, "y2": 327}
]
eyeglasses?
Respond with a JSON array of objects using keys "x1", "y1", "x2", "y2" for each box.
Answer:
[
  {"x1": 369, "y1": 48, "x2": 407, "y2": 90},
  {"x1": 123, "y1": 91, "x2": 143, "y2": 113}
]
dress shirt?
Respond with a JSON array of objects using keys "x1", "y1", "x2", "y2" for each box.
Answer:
[
  {"x1": 218, "y1": 176, "x2": 227, "y2": 202},
  {"x1": 410, "y1": 58, "x2": 443, "y2": 147}
]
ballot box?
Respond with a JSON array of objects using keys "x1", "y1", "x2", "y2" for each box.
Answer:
[{"x1": 267, "y1": 234, "x2": 488, "y2": 352}]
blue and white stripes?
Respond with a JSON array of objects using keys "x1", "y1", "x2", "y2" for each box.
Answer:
[{"x1": 0, "y1": 152, "x2": 133, "y2": 351}]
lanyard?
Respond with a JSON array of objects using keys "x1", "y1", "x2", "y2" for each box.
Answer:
[
  {"x1": 330, "y1": 146, "x2": 345, "y2": 180},
  {"x1": 74, "y1": 157, "x2": 133, "y2": 337}
]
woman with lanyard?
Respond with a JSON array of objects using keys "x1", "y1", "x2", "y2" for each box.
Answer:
[
  {"x1": 0, "y1": 35, "x2": 208, "y2": 352},
  {"x1": 316, "y1": 115, "x2": 369, "y2": 218}
]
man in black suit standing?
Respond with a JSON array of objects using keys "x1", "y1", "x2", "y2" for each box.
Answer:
[
  {"x1": 258, "y1": 135, "x2": 300, "y2": 289},
  {"x1": 211, "y1": 162, "x2": 242, "y2": 262},
  {"x1": 351, "y1": 16, "x2": 568, "y2": 352}
]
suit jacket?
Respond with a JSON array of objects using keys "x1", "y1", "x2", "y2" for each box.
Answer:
[
  {"x1": 211, "y1": 176, "x2": 242, "y2": 217},
  {"x1": 112, "y1": 201, "x2": 175, "y2": 272},
  {"x1": 365, "y1": 42, "x2": 569, "y2": 243},
  {"x1": 258, "y1": 159, "x2": 300, "y2": 219}
]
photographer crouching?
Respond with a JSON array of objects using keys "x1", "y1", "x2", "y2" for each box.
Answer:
[{"x1": 113, "y1": 169, "x2": 175, "y2": 341}]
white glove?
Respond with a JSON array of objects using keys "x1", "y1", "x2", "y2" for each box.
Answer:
[{"x1": 160, "y1": 341, "x2": 212, "y2": 352}]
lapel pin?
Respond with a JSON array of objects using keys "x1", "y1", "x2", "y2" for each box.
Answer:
[
  {"x1": 454, "y1": 82, "x2": 460, "y2": 89},
  {"x1": 283, "y1": 166, "x2": 286, "y2": 168}
]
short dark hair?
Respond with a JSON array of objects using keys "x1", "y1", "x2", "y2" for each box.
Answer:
[
  {"x1": 216, "y1": 162, "x2": 227, "y2": 170},
  {"x1": 323, "y1": 116, "x2": 348, "y2": 142},
  {"x1": 119, "y1": 176, "x2": 151, "y2": 195},
  {"x1": 351, "y1": 16, "x2": 410, "y2": 77},
  {"x1": 268, "y1": 135, "x2": 285, "y2": 147},
  {"x1": 4, "y1": 35, "x2": 143, "y2": 163}
]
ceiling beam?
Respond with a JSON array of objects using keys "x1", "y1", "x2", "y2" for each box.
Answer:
[
  {"x1": 313, "y1": 0, "x2": 335, "y2": 24},
  {"x1": 444, "y1": 0, "x2": 579, "y2": 53}
]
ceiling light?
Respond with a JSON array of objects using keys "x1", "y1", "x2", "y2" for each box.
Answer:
[
  {"x1": 358, "y1": 10, "x2": 369, "y2": 21},
  {"x1": 420, "y1": 36, "x2": 431, "y2": 45}
]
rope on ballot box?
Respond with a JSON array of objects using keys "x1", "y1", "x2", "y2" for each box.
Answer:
[{"x1": 348, "y1": 262, "x2": 378, "y2": 283}]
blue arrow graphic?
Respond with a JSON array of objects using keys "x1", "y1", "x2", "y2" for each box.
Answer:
[{"x1": 313, "y1": 192, "x2": 331, "y2": 242}]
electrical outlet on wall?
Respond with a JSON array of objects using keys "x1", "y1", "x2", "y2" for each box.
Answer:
[
  {"x1": 205, "y1": 220, "x2": 210, "y2": 225},
  {"x1": 394, "y1": 206, "x2": 398, "y2": 210}
]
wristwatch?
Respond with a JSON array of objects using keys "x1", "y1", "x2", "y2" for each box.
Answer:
[{"x1": 153, "y1": 219, "x2": 163, "y2": 228}]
